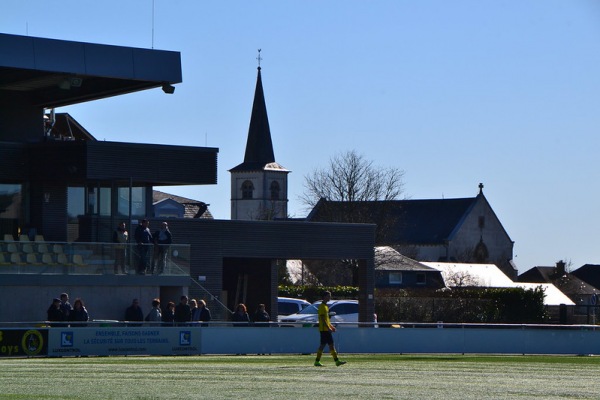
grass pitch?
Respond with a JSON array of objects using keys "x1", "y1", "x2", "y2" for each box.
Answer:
[{"x1": 1, "y1": 354, "x2": 599, "y2": 399}]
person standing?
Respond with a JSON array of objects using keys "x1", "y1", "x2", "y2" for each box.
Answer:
[
  {"x1": 125, "y1": 298, "x2": 144, "y2": 325},
  {"x1": 59, "y1": 293, "x2": 72, "y2": 321},
  {"x1": 134, "y1": 219, "x2": 152, "y2": 275},
  {"x1": 253, "y1": 304, "x2": 270, "y2": 326},
  {"x1": 47, "y1": 298, "x2": 64, "y2": 323},
  {"x1": 145, "y1": 298, "x2": 162, "y2": 323},
  {"x1": 113, "y1": 222, "x2": 129, "y2": 274},
  {"x1": 198, "y1": 299, "x2": 212, "y2": 324},
  {"x1": 174, "y1": 295, "x2": 191, "y2": 325},
  {"x1": 69, "y1": 298, "x2": 89, "y2": 326},
  {"x1": 232, "y1": 303, "x2": 250, "y2": 326},
  {"x1": 314, "y1": 291, "x2": 346, "y2": 367},
  {"x1": 152, "y1": 221, "x2": 172, "y2": 274},
  {"x1": 190, "y1": 299, "x2": 201, "y2": 322},
  {"x1": 162, "y1": 301, "x2": 176, "y2": 326}
]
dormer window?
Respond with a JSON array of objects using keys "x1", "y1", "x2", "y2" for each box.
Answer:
[
  {"x1": 241, "y1": 180, "x2": 254, "y2": 199},
  {"x1": 270, "y1": 181, "x2": 280, "y2": 200}
]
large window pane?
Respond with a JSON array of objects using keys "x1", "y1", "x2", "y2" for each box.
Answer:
[
  {"x1": 117, "y1": 187, "x2": 146, "y2": 218},
  {"x1": 0, "y1": 184, "x2": 22, "y2": 219},
  {"x1": 99, "y1": 187, "x2": 111, "y2": 216},
  {"x1": 67, "y1": 187, "x2": 85, "y2": 222}
]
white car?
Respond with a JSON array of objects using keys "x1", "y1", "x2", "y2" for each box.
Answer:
[
  {"x1": 279, "y1": 300, "x2": 376, "y2": 327},
  {"x1": 277, "y1": 297, "x2": 311, "y2": 321}
]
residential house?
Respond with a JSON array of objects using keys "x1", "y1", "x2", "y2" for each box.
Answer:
[
  {"x1": 374, "y1": 246, "x2": 444, "y2": 289},
  {"x1": 520, "y1": 261, "x2": 599, "y2": 323}
]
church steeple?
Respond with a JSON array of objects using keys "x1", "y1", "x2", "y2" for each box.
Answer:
[
  {"x1": 230, "y1": 55, "x2": 290, "y2": 220},
  {"x1": 231, "y1": 63, "x2": 277, "y2": 172}
]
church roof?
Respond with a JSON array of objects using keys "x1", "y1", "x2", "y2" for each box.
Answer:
[
  {"x1": 230, "y1": 67, "x2": 287, "y2": 172},
  {"x1": 307, "y1": 196, "x2": 479, "y2": 245}
]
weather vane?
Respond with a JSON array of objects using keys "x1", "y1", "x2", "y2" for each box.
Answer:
[{"x1": 257, "y1": 49, "x2": 262, "y2": 69}]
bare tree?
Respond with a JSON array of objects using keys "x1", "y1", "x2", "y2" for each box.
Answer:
[
  {"x1": 301, "y1": 150, "x2": 405, "y2": 209},
  {"x1": 300, "y1": 151, "x2": 406, "y2": 285}
]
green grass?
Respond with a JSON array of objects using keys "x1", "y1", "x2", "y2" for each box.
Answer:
[{"x1": 1, "y1": 354, "x2": 600, "y2": 399}]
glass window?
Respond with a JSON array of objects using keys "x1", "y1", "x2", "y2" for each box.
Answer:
[
  {"x1": 389, "y1": 272, "x2": 402, "y2": 284},
  {"x1": 416, "y1": 272, "x2": 426, "y2": 285},
  {"x1": 67, "y1": 187, "x2": 85, "y2": 222},
  {"x1": 117, "y1": 187, "x2": 146, "y2": 218},
  {"x1": 0, "y1": 184, "x2": 22, "y2": 219},
  {"x1": 99, "y1": 187, "x2": 111, "y2": 216}
]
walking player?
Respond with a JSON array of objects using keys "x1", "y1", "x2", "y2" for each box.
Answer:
[{"x1": 314, "y1": 291, "x2": 346, "y2": 367}]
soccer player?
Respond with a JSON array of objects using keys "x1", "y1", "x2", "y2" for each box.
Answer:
[{"x1": 314, "y1": 291, "x2": 346, "y2": 367}]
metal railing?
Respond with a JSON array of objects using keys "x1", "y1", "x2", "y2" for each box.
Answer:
[{"x1": 0, "y1": 240, "x2": 190, "y2": 276}]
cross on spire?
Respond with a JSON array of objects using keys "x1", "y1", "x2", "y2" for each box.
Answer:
[{"x1": 257, "y1": 49, "x2": 262, "y2": 70}]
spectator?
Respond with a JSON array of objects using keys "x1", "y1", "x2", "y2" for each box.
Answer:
[
  {"x1": 174, "y1": 295, "x2": 191, "y2": 325},
  {"x1": 112, "y1": 222, "x2": 129, "y2": 274},
  {"x1": 70, "y1": 298, "x2": 89, "y2": 326},
  {"x1": 145, "y1": 298, "x2": 162, "y2": 323},
  {"x1": 47, "y1": 298, "x2": 64, "y2": 324},
  {"x1": 190, "y1": 299, "x2": 200, "y2": 322},
  {"x1": 125, "y1": 298, "x2": 144, "y2": 325},
  {"x1": 152, "y1": 221, "x2": 172, "y2": 274},
  {"x1": 198, "y1": 299, "x2": 212, "y2": 324},
  {"x1": 59, "y1": 293, "x2": 72, "y2": 320},
  {"x1": 232, "y1": 303, "x2": 250, "y2": 326},
  {"x1": 134, "y1": 219, "x2": 152, "y2": 275},
  {"x1": 253, "y1": 304, "x2": 270, "y2": 326},
  {"x1": 162, "y1": 301, "x2": 175, "y2": 326}
]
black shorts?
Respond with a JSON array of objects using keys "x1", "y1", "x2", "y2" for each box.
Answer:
[{"x1": 320, "y1": 331, "x2": 334, "y2": 345}]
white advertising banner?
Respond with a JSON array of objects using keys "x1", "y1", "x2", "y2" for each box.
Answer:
[{"x1": 47, "y1": 327, "x2": 202, "y2": 356}]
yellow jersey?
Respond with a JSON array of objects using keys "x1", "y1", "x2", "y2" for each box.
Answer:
[{"x1": 317, "y1": 302, "x2": 330, "y2": 332}]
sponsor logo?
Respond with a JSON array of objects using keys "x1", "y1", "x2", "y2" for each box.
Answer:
[
  {"x1": 21, "y1": 330, "x2": 44, "y2": 356},
  {"x1": 179, "y1": 331, "x2": 191, "y2": 346},
  {"x1": 61, "y1": 332, "x2": 74, "y2": 347}
]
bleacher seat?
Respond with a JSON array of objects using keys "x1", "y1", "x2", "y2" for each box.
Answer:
[
  {"x1": 10, "y1": 253, "x2": 24, "y2": 265},
  {"x1": 42, "y1": 253, "x2": 56, "y2": 265},
  {"x1": 22, "y1": 244, "x2": 35, "y2": 254},
  {"x1": 34, "y1": 235, "x2": 45, "y2": 242},
  {"x1": 0, "y1": 253, "x2": 9, "y2": 265},
  {"x1": 57, "y1": 253, "x2": 69, "y2": 265},
  {"x1": 3, "y1": 234, "x2": 14, "y2": 242},
  {"x1": 37, "y1": 243, "x2": 50, "y2": 254},
  {"x1": 7, "y1": 243, "x2": 19, "y2": 253},
  {"x1": 26, "y1": 253, "x2": 41, "y2": 265},
  {"x1": 73, "y1": 254, "x2": 86, "y2": 266},
  {"x1": 53, "y1": 244, "x2": 64, "y2": 254},
  {"x1": 19, "y1": 235, "x2": 30, "y2": 242}
]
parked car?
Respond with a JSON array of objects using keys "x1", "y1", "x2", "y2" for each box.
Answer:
[
  {"x1": 277, "y1": 297, "x2": 311, "y2": 321},
  {"x1": 279, "y1": 300, "x2": 377, "y2": 327}
]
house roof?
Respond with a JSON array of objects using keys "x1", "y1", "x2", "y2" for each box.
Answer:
[
  {"x1": 152, "y1": 190, "x2": 212, "y2": 219},
  {"x1": 0, "y1": 33, "x2": 181, "y2": 108},
  {"x1": 375, "y1": 246, "x2": 437, "y2": 272},
  {"x1": 518, "y1": 266, "x2": 598, "y2": 301},
  {"x1": 572, "y1": 264, "x2": 600, "y2": 291},
  {"x1": 307, "y1": 196, "x2": 479, "y2": 244},
  {"x1": 423, "y1": 261, "x2": 575, "y2": 306},
  {"x1": 230, "y1": 67, "x2": 288, "y2": 173}
]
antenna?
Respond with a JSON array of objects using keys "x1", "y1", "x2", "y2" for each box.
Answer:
[{"x1": 151, "y1": 0, "x2": 155, "y2": 49}]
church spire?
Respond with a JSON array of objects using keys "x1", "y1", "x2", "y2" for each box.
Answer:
[{"x1": 242, "y1": 57, "x2": 275, "y2": 167}]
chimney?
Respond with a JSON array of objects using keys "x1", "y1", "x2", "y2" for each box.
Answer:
[{"x1": 556, "y1": 260, "x2": 566, "y2": 276}]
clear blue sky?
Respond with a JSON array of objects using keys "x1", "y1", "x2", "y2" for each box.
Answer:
[{"x1": 3, "y1": 1, "x2": 600, "y2": 274}]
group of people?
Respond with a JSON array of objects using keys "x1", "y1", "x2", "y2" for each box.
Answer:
[
  {"x1": 113, "y1": 219, "x2": 173, "y2": 275},
  {"x1": 46, "y1": 292, "x2": 89, "y2": 325},
  {"x1": 46, "y1": 290, "x2": 347, "y2": 367},
  {"x1": 231, "y1": 303, "x2": 271, "y2": 325},
  {"x1": 124, "y1": 296, "x2": 212, "y2": 325}
]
